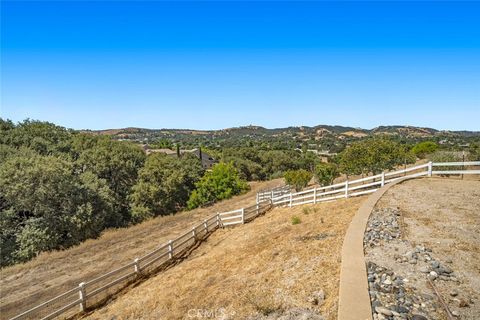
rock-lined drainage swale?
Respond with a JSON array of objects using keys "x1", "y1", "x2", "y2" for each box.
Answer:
[{"x1": 364, "y1": 207, "x2": 471, "y2": 320}]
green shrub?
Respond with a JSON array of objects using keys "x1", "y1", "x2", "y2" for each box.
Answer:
[
  {"x1": 187, "y1": 162, "x2": 249, "y2": 209},
  {"x1": 412, "y1": 141, "x2": 438, "y2": 158},
  {"x1": 302, "y1": 207, "x2": 311, "y2": 215},
  {"x1": 284, "y1": 169, "x2": 312, "y2": 191},
  {"x1": 314, "y1": 162, "x2": 339, "y2": 186},
  {"x1": 291, "y1": 216, "x2": 301, "y2": 225}
]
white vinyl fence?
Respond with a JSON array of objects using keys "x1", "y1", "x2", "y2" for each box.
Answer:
[
  {"x1": 8, "y1": 201, "x2": 272, "y2": 320},
  {"x1": 256, "y1": 185, "x2": 291, "y2": 203},
  {"x1": 7, "y1": 161, "x2": 479, "y2": 320},
  {"x1": 268, "y1": 161, "x2": 480, "y2": 208}
]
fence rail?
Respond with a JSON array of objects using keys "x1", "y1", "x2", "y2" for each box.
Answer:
[
  {"x1": 269, "y1": 161, "x2": 480, "y2": 208},
  {"x1": 7, "y1": 161, "x2": 479, "y2": 320},
  {"x1": 256, "y1": 185, "x2": 291, "y2": 203},
  {"x1": 8, "y1": 199, "x2": 273, "y2": 320}
]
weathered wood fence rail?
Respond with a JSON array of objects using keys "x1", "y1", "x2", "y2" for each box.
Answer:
[
  {"x1": 9, "y1": 201, "x2": 273, "y2": 320},
  {"x1": 266, "y1": 161, "x2": 480, "y2": 208},
  {"x1": 8, "y1": 161, "x2": 479, "y2": 320}
]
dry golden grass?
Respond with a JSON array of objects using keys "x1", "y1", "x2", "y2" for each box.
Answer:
[
  {"x1": 0, "y1": 179, "x2": 283, "y2": 319},
  {"x1": 83, "y1": 197, "x2": 365, "y2": 320}
]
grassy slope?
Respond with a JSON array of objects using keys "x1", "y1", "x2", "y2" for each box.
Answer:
[
  {"x1": 83, "y1": 197, "x2": 365, "y2": 320},
  {"x1": 0, "y1": 179, "x2": 283, "y2": 319}
]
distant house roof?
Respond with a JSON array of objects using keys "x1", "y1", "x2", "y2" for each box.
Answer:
[
  {"x1": 144, "y1": 148, "x2": 177, "y2": 156},
  {"x1": 184, "y1": 148, "x2": 217, "y2": 169},
  {"x1": 142, "y1": 146, "x2": 217, "y2": 168}
]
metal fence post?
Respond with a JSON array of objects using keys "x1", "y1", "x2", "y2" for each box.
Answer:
[
  {"x1": 313, "y1": 188, "x2": 317, "y2": 204},
  {"x1": 216, "y1": 213, "x2": 220, "y2": 227},
  {"x1": 168, "y1": 240, "x2": 173, "y2": 259},
  {"x1": 241, "y1": 208, "x2": 245, "y2": 224},
  {"x1": 428, "y1": 161, "x2": 433, "y2": 177},
  {"x1": 345, "y1": 180, "x2": 349, "y2": 198},
  {"x1": 289, "y1": 193, "x2": 293, "y2": 207},
  {"x1": 204, "y1": 219, "x2": 208, "y2": 233},
  {"x1": 381, "y1": 172, "x2": 385, "y2": 187},
  {"x1": 78, "y1": 282, "x2": 86, "y2": 312}
]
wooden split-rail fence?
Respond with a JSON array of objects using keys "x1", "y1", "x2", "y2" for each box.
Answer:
[{"x1": 7, "y1": 161, "x2": 480, "y2": 320}]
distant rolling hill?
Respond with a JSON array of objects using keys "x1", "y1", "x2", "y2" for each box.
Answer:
[{"x1": 83, "y1": 124, "x2": 479, "y2": 140}]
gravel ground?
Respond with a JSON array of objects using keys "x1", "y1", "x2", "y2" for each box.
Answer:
[{"x1": 364, "y1": 178, "x2": 480, "y2": 320}]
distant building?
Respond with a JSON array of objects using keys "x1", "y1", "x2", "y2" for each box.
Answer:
[
  {"x1": 185, "y1": 148, "x2": 217, "y2": 169},
  {"x1": 141, "y1": 145, "x2": 216, "y2": 169}
]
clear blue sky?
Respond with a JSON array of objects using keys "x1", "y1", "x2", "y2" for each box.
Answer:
[{"x1": 1, "y1": 1, "x2": 479, "y2": 131}]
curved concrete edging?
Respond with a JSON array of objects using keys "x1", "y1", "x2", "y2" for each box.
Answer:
[{"x1": 338, "y1": 178, "x2": 415, "y2": 320}]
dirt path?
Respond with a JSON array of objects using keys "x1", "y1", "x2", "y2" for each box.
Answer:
[
  {"x1": 83, "y1": 197, "x2": 366, "y2": 320},
  {"x1": 365, "y1": 178, "x2": 480, "y2": 319},
  {"x1": 0, "y1": 179, "x2": 282, "y2": 319}
]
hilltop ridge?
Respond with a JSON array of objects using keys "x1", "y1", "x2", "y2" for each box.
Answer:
[
  {"x1": 81, "y1": 124, "x2": 479, "y2": 151},
  {"x1": 84, "y1": 124, "x2": 478, "y2": 138}
]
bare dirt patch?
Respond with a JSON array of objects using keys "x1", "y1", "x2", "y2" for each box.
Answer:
[
  {"x1": 0, "y1": 179, "x2": 283, "y2": 319},
  {"x1": 82, "y1": 197, "x2": 365, "y2": 320},
  {"x1": 365, "y1": 178, "x2": 480, "y2": 320}
]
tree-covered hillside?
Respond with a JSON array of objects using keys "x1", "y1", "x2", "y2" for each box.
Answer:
[
  {"x1": 1, "y1": 118, "x2": 478, "y2": 267},
  {"x1": 0, "y1": 119, "x2": 241, "y2": 266},
  {"x1": 85, "y1": 124, "x2": 480, "y2": 151}
]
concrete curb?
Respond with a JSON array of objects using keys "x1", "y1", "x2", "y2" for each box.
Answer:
[{"x1": 338, "y1": 178, "x2": 411, "y2": 320}]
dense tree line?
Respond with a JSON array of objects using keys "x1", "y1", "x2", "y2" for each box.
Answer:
[
  {"x1": 2, "y1": 119, "x2": 475, "y2": 267},
  {"x1": 0, "y1": 119, "x2": 246, "y2": 266},
  {"x1": 212, "y1": 147, "x2": 317, "y2": 181}
]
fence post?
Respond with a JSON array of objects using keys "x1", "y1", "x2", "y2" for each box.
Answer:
[
  {"x1": 192, "y1": 226, "x2": 197, "y2": 240},
  {"x1": 428, "y1": 161, "x2": 433, "y2": 177},
  {"x1": 271, "y1": 190, "x2": 274, "y2": 200},
  {"x1": 204, "y1": 219, "x2": 208, "y2": 233},
  {"x1": 134, "y1": 258, "x2": 140, "y2": 275},
  {"x1": 344, "y1": 180, "x2": 349, "y2": 198},
  {"x1": 313, "y1": 188, "x2": 317, "y2": 204},
  {"x1": 241, "y1": 208, "x2": 245, "y2": 224},
  {"x1": 78, "y1": 282, "x2": 86, "y2": 312},
  {"x1": 289, "y1": 193, "x2": 293, "y2": 207},
  {"x1": 381, "y1": 172, "x2": 385, "y2": 187},
  {"x1": 168, "y1": 240, "x2": 173, "y2": 259},
  {"x1": 256, "y1": 193, "x2": 259, "y2": 204},
  {"x1": 256, "y1": 203, "x2": 259, "y2": 215}
]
